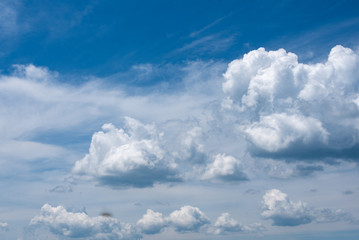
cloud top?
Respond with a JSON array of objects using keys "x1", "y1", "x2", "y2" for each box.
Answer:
[
  {"x1": 73, "y1": 118, "x2": 180, "y2": 188},
  {"x1": 223, "y1": 45, "x2": 359, "y2": 160}
]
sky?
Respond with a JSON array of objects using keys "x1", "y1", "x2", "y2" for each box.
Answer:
[{"x1": 0, "y1": 0, "x2": 359, "y2": 239}]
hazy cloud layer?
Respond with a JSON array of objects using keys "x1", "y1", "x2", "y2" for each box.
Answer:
[
  {"x1": 262, "y1": 189, "x2": 356, "y2": 226},
  {"x1": 223, "y1": 45, "x2": 359, "y2": 160}
]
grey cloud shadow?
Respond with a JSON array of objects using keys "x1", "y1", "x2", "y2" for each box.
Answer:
[{"x1": 97, "y1": 166, "x2": 182, "y2": 188}]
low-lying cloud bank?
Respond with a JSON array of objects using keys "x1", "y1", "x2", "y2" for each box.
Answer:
[{"x1": 29, "y1": 204, "x2": 264, "y2": 239}]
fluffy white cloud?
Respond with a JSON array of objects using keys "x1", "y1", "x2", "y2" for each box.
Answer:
[
  {"x1": 223, "y1": 45, "x2": 359, "y2": 159},
  {"x1": 0, "y1": 222, "x2": 8, "y2": 231},
  {"x1": 136, "y1": 209, "x2": 167, "y2": 234},
  {"x1": 168, "y1": 205, "x2": 210, "y2": 233},
  {"x1": 29, "y1": 204, "x2": 140, "y2": 239},
  {"x1": 242, "y1": 113, "x2": 328, "y2": 152},
  {"x1": 201, "y1": 154, "x2": 248, "y2": 182},
  {"x1": 262, "y1": 189, "x2": 356, "y2": 226},
  {"x1": 262, "y1": 189, "x2": 314, "y2": 226},
  {"x1": 212, "y1": 213, "x2": 264, "y2": 234},
  {"x1": 136, "y1": 206, "x2": 265, "y2": 235},
  {"x1": 73, "y1": 118, "x2": 180, "y2": 188}
]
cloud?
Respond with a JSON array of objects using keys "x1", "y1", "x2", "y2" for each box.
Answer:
[
  {"x1": 168, "y1": 205, "x2": 210, "y2": 233},
  {"x1": 136, "y1": 206, "x2": 265, "y2": 236},
  {"x1": 223, "y1": 45, "x2": 359, "y2": 160},
  {"x1": 0, "y1": 222, "x2": 8, "y2": 231},
  {"x1": 212, "y1": 213, "x2": 264, "y2": 234},
  {"x1": 49, "y1": 185, "x2": 73, "y2": 193},
  {"x1": 262, "y1": 189, "x2": 356, "y2": 226},
  {"x1": 73, "y1": 118, "x2": 180, "y2": 188},
  {"x1": 136, "y1": 209, "x2": 167, "y2": 234},
  {"x1": 0, "y1": 0, "x2": 19, "y2": 36},
  {"x1": 201, "y1": 154, "x2": 248, "y2": 182},
  {"x1": 29, "y1": 204, "x2": 141, "y2": 239},
  {"x1": 242, "y1": 113, "x2": 329, "y2": 153}
]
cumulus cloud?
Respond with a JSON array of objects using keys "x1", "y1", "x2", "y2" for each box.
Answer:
[
  {"x1": 29, "y1": 204, "x2": 141, "y2": 239},
  {"x1": 73, "y1": 118, "x2": 180, "y2": 188},
  {"x1": 136, "y1": 205, "x2": 263, "y2": 235},
  {"x1": 136, "y1": 209, "x2": 167, "y2": 234},
  {"x1": 212, "y1": 213, "x2": 264, "y2": 234},
  {"x1": 223, "y1": 45, "x2": 359, "y2": 160},
  {"x1": 242, "y1": 113, "x2": 329, "y2": 153},
  {"x1": 201, "y1": 154, "x2": 248, "y2": 182},
  {"x1": 168, "y1": 205, "x2": 210, "y2": 233},
  {"x1": 262, "y1": 189, "x2": 356, "y2": 226}
]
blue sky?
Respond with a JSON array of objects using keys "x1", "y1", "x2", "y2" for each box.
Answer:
[{"x1": 1, "y1": 0, "x2": 359, "y2": 239}]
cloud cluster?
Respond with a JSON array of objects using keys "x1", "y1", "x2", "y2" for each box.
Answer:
[
  {"x1": 223, "y1": 45, "x2": 359, "y2": 160},
  {"x1": 136, "y1": 205, "x2": 263, "y2": 235},
  {"x1": 29, "y1": 204, "x2": 263, "y2": 239},
  {"x1": 73, "y1": 118, "x2": 180, "y2": 188},
  {"x1": 262, "y1": 189, "x2": 356, "y2": 226},
  {"x1": 29, "y1": 204, "x2": 140, "y2": 239}
]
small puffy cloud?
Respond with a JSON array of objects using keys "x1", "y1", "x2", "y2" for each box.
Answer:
[
  {"x1": 136, "y1": 209, "x2": 167, "y2": 234},
  {"x1": 73, "y1": 117, "x2": 180, "y2": 188},
  {"x1": 0, "y1": 222, "x2": 8, "y2": 231},
  {"x1": 262, "y1": 189, "x2": 314, "y2": 226},
  {"x1": 212, "y1": 213, "x2": 264, "y2": 234},
  {"x1": 168, "y1": 205, "x2": 210, "y2": 233},
  {"x1": 223, "y1": 45, "x2": 359, "y2": 160},
  {"x1": 201, "y1": 154, "x2": 248, "y2": 182},
  {"x1": 262, "y1": 189, "x2": 356, "y2": 226},
  {"x1": 213, "y1": 213, "x2": 242, "y2": 234},
  {"x1": 29, "y1": 204, "x2": 140, "y2": 239}
]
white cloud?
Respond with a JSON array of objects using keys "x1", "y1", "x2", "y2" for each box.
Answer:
[
  {"x1": 168, "y1": 205, "x2": 210, "y2": 233},
  {"x1": 242, "y1": 113, "x2": 328, "y2": 152},
  {"x1": 201, "y1": 154, "x2": 248, "y2": 182},
  {"x1": 29, "y1": 204, "x2": 140, "y2": 239},
  {"x1": 136, "y1": 209, "x2": 167, "y2": 234},
  {"x1": 223, "y1": 45, "x2": 359, "y2": 159},
  {"x1": 262, "y1": 189, "x2": 356, "y2": 226},
  {"x1": 73, "y1": 118, "x2": 180, "y2": 188},
  {"x1": 212, "y1": 213, "x2": 264, "y2": 234},
  {"x1": 0, "y1": 222, "x2": 8, "y2": 231}
]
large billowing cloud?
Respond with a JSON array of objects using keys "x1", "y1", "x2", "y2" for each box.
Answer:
[
  {"x1": 262, "y1": 189, "x2": 356, "y2": 226},
  {"x1": 223, "y1": 45, "x2": 359, "y2": 160},
  {"x1": 73, "y1": 118, "x2": 180, "y2": 188},
  {"x1": 29, "y1": 204, "x2": 140, "y2": 239}
]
